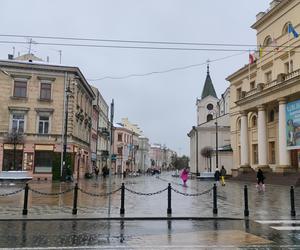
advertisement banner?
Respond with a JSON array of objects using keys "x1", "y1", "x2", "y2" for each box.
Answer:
[{"x1": 286, "y1": 100, "x2": 300, "y2": 149}]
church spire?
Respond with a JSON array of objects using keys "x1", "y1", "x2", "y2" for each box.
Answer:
[{"x1": 201, "y1": 61, "x2": 217, "y2": 99}]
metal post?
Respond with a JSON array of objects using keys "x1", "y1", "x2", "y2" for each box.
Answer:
[
  {"x1": 62, "y1": 84, "x2": 72, "y2": 181},
  {"x1": 108, "y1": 99, "x2": 114, "y2": 217},
  {"x1": 215, "y1": 121, "x2": 218, "y2": 170},
  {"x1": 72, "y1": 183, "x2": 78, "y2": 215},
  {"x1": 290, "y1": 186, "x2": 296, "y2": 217},
  {"x1": 120, "y1": 183, "x2": 125, "y2": 215},
  {"x1": 213, "y1": 184, "x2": 218, "y2": 214},
  {"x1": 244, "y1": 185, "x2": 249, "y2": 217},
  {"x1": 22, "y1": 183, "x2": 29, "y2": 215},
  {"x1": 167, "y1": 183, "x2": 172, "y2": 215}
]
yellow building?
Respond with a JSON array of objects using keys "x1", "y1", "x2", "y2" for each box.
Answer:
[
  {"x1": 227, "y1": 0, "x2": 300, "y2": 174},
  {"x1": 0, "y1": 54, "x2": 95, "y2": 180}
]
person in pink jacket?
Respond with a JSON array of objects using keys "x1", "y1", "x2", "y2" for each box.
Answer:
[{"x1": 180, "y1": 167, "x2": 189, "y2": 187}]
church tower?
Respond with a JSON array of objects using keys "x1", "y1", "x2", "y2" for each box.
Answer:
[{"x1": 196, "y1": 63, "x2": 219, "y2": 125}]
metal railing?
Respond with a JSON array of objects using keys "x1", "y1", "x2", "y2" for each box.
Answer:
[{"x1": 0, "y1": 183, "x2": 297, "y2": 218}]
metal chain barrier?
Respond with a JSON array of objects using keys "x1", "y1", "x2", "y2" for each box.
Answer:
[
  {"x1": 0, "y1": 188, "x2": 24, "y2": 197},
  {"x1": 78, "y1": 187, "x2": 121, "y2": 197},
  {"x1": 125, "y1": 187, "x2": 168, "y2": 196},
  {"x1": 171, "y1": 187, "x2": 213, "y2": 197},
  {"x1": 29, "y1": 187, "x2": 74, "y2": 196}
]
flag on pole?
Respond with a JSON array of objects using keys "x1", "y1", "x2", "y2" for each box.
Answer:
[
  {"x1": 259, "y1": 45, "x2": 263, "y2": 58},
  {"x1": 249, "y1": 53, "x2": 255, "y2": 64},
  {"x1": 288, "y1": 23, "x2": 299, "y2": 38}
]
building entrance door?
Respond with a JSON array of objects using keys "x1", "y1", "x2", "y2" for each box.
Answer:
[{"x1": 290, "y1": 150, "x2": 299, "y2": 168}]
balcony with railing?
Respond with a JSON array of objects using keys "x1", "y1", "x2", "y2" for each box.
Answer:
[{"x1": 240, "y1": 68, "x2": 300, "y2": 101}]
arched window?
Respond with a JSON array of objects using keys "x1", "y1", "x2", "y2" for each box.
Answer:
[
  {"x1": 207, "y1": 114, "x2": 213, "y2": 122},
  {"x1": 207, "y1": 103, "x2": 214, "y2": 111},
  {"x1": 251, "y1": 115, "x2": 257, "y2": 128},
  {"x1": 263, "y1": 36, "x2": 273, "y2": 47},
  {"x1": 269, "y1": 109, "x2": 275, "y2": 122},
  {"x1": 282, "y1": 22, "x2": 291, "y2": 35}
]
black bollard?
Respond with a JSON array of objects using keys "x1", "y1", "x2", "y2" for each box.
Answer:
[
  {"x1": 290, "y1": 186, "x2": 296, "y2": 217},
  {"x1": 213, "y1": 184, "x2": 218, "y2": 215},
  {"x1": 244, "y1": 185, "x2": 249, "y2": 217},
  {"x1": 167, "y1": 183, "x2": 172, "y2": 215},
  {"x1": 72, "y1": 183, "x2": 78, "y2": 215},
  {"x1": 120, "y1": 183, "x2": 125, "y2": 215},
  {"x1": 22, "y1": 183, "x2": 29, "y2": 215}
]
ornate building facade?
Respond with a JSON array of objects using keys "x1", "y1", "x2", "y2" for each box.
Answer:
[
  {"x1": 0, "y1": 54, "x2": 95, "y2": 180},
  {"x1": 227, "y1": 0, "x2": 300, "y2": 174}
]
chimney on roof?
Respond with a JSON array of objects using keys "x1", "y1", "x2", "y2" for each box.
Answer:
[
  {"x1": 47, "y1": 56, "x2": 49, "y2": 62},
  {"x1": 8, "y1": 54, "x2": 13, "y2": 60}
]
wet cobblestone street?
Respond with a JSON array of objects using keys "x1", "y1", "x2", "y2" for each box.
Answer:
[
  {"x1": 0, "y1": 172, "x2": 299, "y2": 219},
  {"x1": 1, "y1": 173, "x2": 300, "y2": 248}
]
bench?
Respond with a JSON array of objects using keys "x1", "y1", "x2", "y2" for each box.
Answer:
[
  {"x1": 197, "y1": 172, "x2": 214, "y2": 180},
  {"x1": 0, "y1": 171, "x2": 32, "y2": 181}
]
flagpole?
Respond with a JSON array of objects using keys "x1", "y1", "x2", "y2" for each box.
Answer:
[{"x1": 248, "y1": 50, "x2": 251, "y2": 84}]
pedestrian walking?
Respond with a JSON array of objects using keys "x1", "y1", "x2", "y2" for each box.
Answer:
[
  {"x1": 180, "y1": 167, "x2": 189, "y2": 187},
  {"x1": 214, "y1": 167, "x2": 220, "y2": 185},
  {"x1": 220, "y1": 165, "x2": 227, "y2": 186},
  {"x1": 94, "y1": 166, "x2": 100, "y2": 180},
  {"x1": 256, "y1": 168, "x2": 265, "y2": 192}
]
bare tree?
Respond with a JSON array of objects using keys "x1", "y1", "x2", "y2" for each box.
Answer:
[{"x1": 4, "y1": 131, "x2": 24, "y2": 170}]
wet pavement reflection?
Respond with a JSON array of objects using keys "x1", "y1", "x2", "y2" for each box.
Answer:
[
  {"x1": 1, "y1": 219, "x2": 300, "y2": 248},
  {"x1": 0, "y1": 172, "x2": 299, "y2": 219}
]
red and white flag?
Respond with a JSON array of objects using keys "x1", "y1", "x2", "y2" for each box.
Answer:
[{"x1": 249, "y1": 53, "x2": 255, "y2": 64}]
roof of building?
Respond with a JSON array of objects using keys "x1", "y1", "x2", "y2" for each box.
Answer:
[
  {"x1": 0, "y1": 57, "x2": 95, "y2": 98},
  {"x1": 201, "y1": 64, "x2": 217, "y2": 99}
]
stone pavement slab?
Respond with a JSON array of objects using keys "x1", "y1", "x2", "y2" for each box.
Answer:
[
  {"x1": 0, "y1": 173, "x2": 299, "y2": 220},
  {"x1": 1, "y1": 219, "x2": 300, "y2": 249}
]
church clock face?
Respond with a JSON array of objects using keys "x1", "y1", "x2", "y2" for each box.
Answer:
[{"x1": 207, "y1": 103, "x2": 214, "y2": 110}]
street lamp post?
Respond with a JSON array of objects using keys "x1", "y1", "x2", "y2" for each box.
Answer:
[
  {"x1": 215, "y1": 120, "x2": 219, "y2": 170},
  {"x1": 193, "y1": 126, "x2": 199, "y2": 176},
  {"x1": 61, "y1": 85, "x2": 72, "y2": 181},
  {"x1": 76, "y1": 149, "x2": 83, "y2": 182}
]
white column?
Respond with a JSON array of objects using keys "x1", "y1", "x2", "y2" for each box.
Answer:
[
  {"x1": 278, "y1": 98, "x2": 290, "y2": 166},
  {"x1": 257, "y1": 106, "x2": 268, "y2": 166},
  {"x1": 240, "y1": 112, "x2": 249, "y2": 166}
]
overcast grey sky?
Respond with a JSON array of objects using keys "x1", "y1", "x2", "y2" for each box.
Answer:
[{"x1": 0, "y1": 0, "x2": 270, "y2": 155}]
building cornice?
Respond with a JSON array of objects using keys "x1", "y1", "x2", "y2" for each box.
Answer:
[
  {"x1": 251, "y1": 0, "x2": 291, "y2": 30},
  {"x1": 226, "y1": 63, "x2": 257, "y2": 83},
  {"x1": 0, "y1": 60, "x2": 95, "y2": 99}
]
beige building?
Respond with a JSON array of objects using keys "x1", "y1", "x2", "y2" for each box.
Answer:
[
  {"x1": 113, "y1": 123, "x2": 139, "y2": 174},
  {"x1": 0, "y1": 54, "x2": 95, "y2": 180},
  {"x1": 227, "y1": 0, "x2": 300, "y2": 174},
  {"x1": 91, "y1": 87, "x2": 109, "y2": 171}
]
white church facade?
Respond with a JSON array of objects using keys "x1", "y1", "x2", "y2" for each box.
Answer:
[{"x1": 188, "y1": 65, "x2": 233, "y2": 176}]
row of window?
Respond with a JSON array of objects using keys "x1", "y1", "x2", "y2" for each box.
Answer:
[
  {"x1": 263, "y1": 22, "x2": 295, "y2": 47},
  {"x1": 11, "y1": 113, "x2": 50, "y2": 134},
  {"x1": 237, "y1": 110, "x2": 276, "y2": 130},
  {"x1": 14, "y1": 80, "x2": 52, "y2": 100},
  {"x1": 237, "y1": 62, "x2": 294, "y2": 100},
  {"x1": 117, "y1": 133, "x2": 132, "y2": 143}
]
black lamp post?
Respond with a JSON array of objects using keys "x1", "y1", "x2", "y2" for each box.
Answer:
[
  {"x1": 193, "y1": 126, "x2": 199, "y2": 176},
  {"x1": 215, "y1": 121, "x2": 219, "y2": 170},
  {"x1": 61, "y1": 85, "x2": 72, "y2": 181}
]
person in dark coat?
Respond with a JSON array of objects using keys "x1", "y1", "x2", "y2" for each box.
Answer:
[
  {"x1": 220, "y1": 166, "x2": 227, "y2": 186},
  {"x1": 214, "y1": 167, "x2": 220, "y2": 183},
  {"x1": 256, "y1": 168, "x2": 265, "y2": 192}
]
